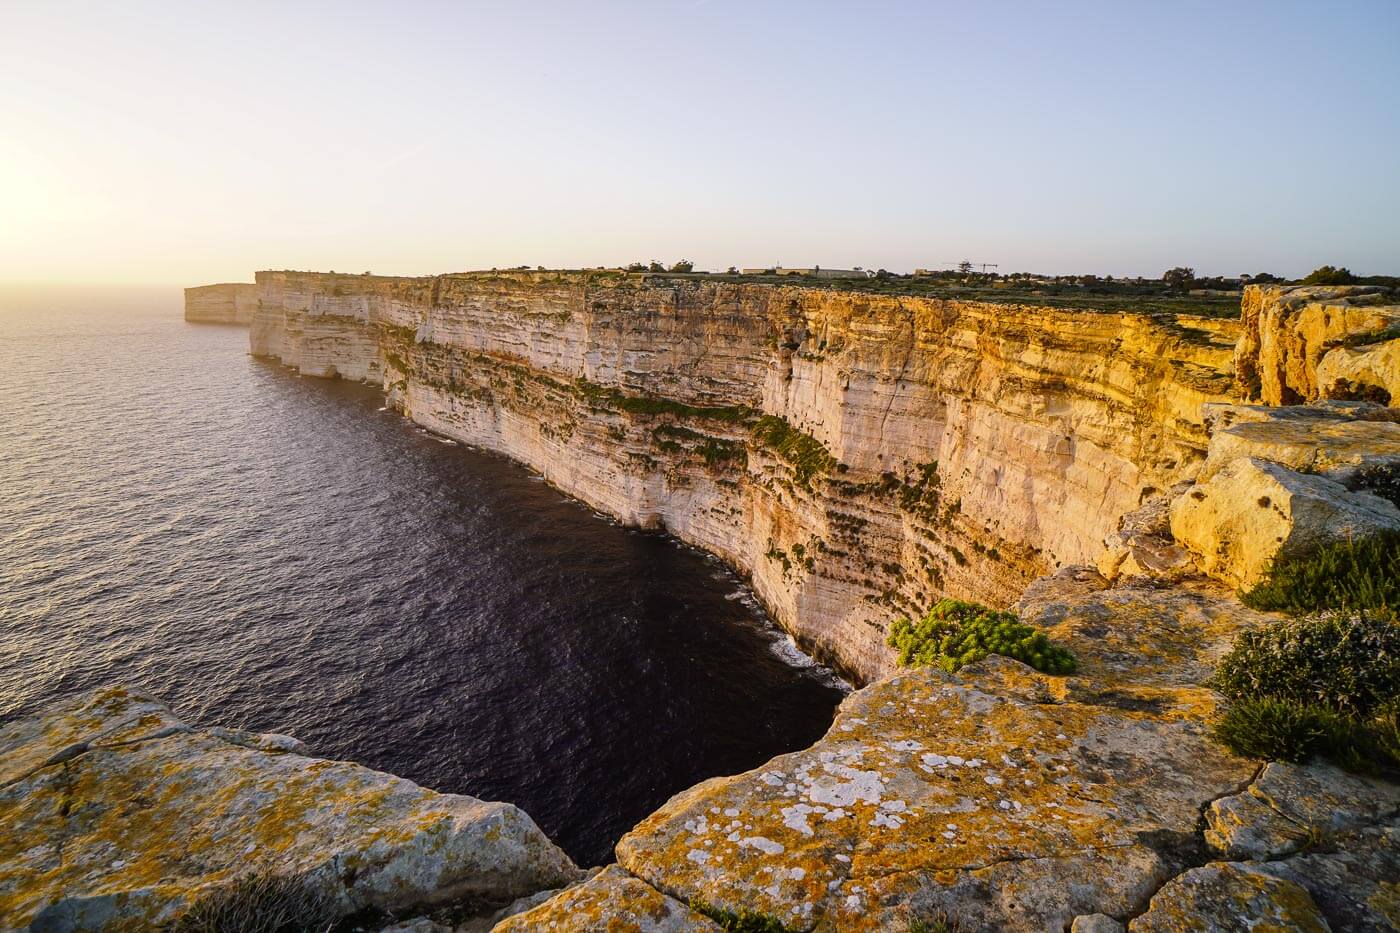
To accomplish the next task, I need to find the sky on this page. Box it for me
[2,0,1398,287]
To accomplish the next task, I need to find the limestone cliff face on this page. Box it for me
[1235,283,1400,405]
[249,270,1237,682]
[184,282,257,324]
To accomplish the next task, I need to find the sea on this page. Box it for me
[0,286,846,865]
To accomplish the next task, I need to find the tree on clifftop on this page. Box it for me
[648,260,665,272]
[1301,265,1357,285]
[670,259,694,272]
[1162,266,1196,292]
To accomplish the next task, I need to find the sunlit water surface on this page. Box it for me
[0,289,845,865]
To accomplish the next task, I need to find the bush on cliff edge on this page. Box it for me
[887,599,1076,675]
[1241,530,1400,615]
[1211,609,1400,773]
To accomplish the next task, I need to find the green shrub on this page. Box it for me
[171,872,338,933]
[1211,611,1400,773]
[1213,698,1338,763]
[1212,610,1400,719]
[1213,698,1400,773]
[1241,531,1400,615]
[887,599,1076,675]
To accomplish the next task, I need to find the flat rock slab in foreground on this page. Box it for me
[0,687,580,931]
[528,574,1397,932]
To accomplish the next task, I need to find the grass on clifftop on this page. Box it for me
[1211,609,1400,774]
[888,599,1076,675]
[1240,530,1400,615]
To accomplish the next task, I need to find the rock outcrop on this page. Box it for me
[1168,401,1400,589]
[0,687,580,931]
[1235,283,1400,406]
[184,283,257,324]
[245,270,1238,682]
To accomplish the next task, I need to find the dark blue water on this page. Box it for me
[0,288,845,866]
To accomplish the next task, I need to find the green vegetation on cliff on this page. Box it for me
[1241,530,1400,615]
[888,599,1076,675]
[573,378,755,423]
[752,416,836,487]
[1212,609,1400,773]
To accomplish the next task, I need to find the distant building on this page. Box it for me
[739,266,861,279]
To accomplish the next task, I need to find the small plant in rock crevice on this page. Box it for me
[689,899,797,932]
[887,599,1076,675]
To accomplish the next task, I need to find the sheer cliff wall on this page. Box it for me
[250,270,1239,681]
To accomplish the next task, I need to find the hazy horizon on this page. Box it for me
[4,0,1399,288]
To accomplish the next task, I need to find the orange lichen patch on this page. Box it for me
[495,865,721,932]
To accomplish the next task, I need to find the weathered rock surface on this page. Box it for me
[492,865,720,932]
[1205,760,1400,860]
[243,270,1237,681]
[183,282,257,324]
[1246,823,1400,932]
[1235,283,1400,405]
[1318,336,1400,406]
[1169,456,1400,589]
[1072,915,1126,933]
[0,686,579,931]
[1128,862,1329,932]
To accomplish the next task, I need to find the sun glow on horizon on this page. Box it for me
[3,1,1398,287]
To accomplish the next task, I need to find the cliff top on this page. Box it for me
[254,267,1249,318]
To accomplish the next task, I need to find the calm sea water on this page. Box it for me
[0,288,845,865]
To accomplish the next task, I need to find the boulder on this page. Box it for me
[1071,915,1126,933]
[0,686,580,930]
[1169,457,1400,589]
[1127,862,1329,932]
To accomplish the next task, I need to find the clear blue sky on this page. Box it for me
[3,0,1398,285]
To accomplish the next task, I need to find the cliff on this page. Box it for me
[248,269,1239,682]
[6,277,1399,931]
[184,283,257,324]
